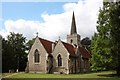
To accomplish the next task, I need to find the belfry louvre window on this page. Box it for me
[34,49,40,63]
[57,54,62,66]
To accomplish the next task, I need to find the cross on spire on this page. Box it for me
[59,36,61,40]
[36,32,38,37]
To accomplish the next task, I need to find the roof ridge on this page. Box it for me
[39,37,54,43]
[61,41,76,56]
[38,37,53,54]
[61,41,73,46]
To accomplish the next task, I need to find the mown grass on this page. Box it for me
[2,73,14,77]
[2,71,120,80]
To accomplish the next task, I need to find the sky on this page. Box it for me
[0,0,103,41]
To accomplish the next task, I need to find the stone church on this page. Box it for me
[27,12,91,74]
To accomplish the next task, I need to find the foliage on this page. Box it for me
[2,38,14,72]
[2,32,27,72]
[26,38,35,51]
[81,37,91,51]
[91,2,112,71]
[91,1,120,76]
[109,2,120,76]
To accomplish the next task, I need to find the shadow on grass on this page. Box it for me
[97,73,120,78]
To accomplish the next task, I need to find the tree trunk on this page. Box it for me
[117,57,120,76]
[117,67,120,76]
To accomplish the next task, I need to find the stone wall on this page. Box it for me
[52,40,69,74]
[28,37,48,73]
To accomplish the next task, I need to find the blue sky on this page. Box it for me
[0,0,103,40]
[2,2,66,21]
[1,2,67,30]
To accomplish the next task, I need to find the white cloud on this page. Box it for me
[0,0,103,41]
[3,19,41,40]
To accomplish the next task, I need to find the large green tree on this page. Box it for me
[91,1,120,76]
[2,32,27,72]
[91,2,112,71]
[2,38,14,72]
[109,2,120,76]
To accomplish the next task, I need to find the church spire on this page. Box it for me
[70,11,77,35]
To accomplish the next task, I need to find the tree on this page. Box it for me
[2,32,27,72]
[91,2,120,76]
[91,2,112,71]
[26,38,35,51]
[2,38,14,72]
[109,2,120,76]
[81,37,91,51]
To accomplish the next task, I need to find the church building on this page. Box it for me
[27,12,91,74]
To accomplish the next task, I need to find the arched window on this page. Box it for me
[34,49,40,63]
[70,39,73,44]
[57,54,62,66]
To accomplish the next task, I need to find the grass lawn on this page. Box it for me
[2,71,120,80]
[2,73,15,77]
